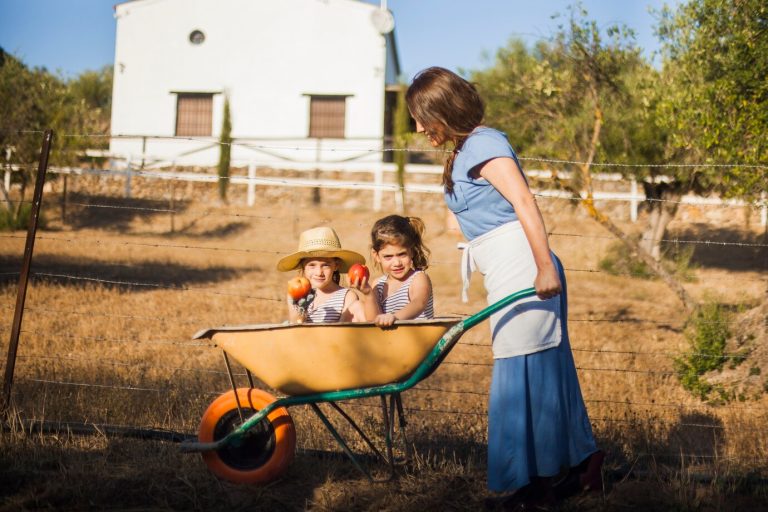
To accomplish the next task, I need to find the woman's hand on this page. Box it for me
[534,265,561,300]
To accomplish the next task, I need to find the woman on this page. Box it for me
[406,67,603,509]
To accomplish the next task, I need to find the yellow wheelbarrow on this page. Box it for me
[181,287,537,484]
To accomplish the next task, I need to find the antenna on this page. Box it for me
[370,1,394,35]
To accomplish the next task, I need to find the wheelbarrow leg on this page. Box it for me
[393,393,412,464]
[309,403,394,483]
[380,395,396,469]
[327,401,389,464]
[221,351,244,423]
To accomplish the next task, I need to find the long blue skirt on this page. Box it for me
[487,262,597,492]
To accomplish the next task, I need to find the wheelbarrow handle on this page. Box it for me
[461,287,537,331]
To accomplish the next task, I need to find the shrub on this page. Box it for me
[0,203,46,231]
[674,301,731,401]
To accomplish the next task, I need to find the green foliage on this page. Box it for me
[217,97,232,201]
[1,47,113,211]
[598,241,698,281]
[0,202,47,231]
[470,5,666,178]
[598,242,653,279]
[393,83,409,211]
[674,301,732,401]
[655,0,768,201]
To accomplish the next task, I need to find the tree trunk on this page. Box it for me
[641,182,683,261]
[571,104,696,312]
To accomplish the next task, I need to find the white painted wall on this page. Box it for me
[109,0,398,166]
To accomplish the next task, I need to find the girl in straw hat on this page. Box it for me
[278,226,369,324]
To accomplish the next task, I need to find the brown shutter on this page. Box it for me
[176,94,213,136]
[309,96,346,138]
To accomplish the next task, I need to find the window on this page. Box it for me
[175,93,213,136]
[189,30,205,45]
[308,95,347,138]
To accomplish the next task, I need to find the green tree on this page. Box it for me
[393,83,409,212]
[656,0,768,200]
[472,6,696,309]
[217,97,232,201]
[1,49,113,227]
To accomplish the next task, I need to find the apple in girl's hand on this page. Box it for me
[347,263,370,285]
[287,276,311,301]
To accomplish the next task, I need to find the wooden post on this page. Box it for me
[125,155,133,198]
[630,177,638,223]
[247,162,256,207]
[2,129,53,416]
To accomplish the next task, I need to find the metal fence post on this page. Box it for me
[1,129,54,416]
[630,177,638,222]
[125,155,132,198]
[247,162,256,207]
[374,163,383,212]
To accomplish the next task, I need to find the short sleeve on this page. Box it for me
[460,130,516,174]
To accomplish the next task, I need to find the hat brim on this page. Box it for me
[277,249,366,272]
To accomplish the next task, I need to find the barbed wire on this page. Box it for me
[13,328,214,349]
[14,130,768,171]
[2,205,765,249]
[1,325,754,365]
[28,272,283,303]
[440,359,678,376]
[1,234,764,285]
[338,401,768,433]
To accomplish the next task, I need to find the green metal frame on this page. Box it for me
[181,287,537,474]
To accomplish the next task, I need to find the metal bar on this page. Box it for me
[326,401,389,464]
[394,393,411,463]
[381,395,394,465]
[221,351,243,423]
[1,129,53,416]
[309,403,374,481]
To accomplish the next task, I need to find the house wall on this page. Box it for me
[110,0,394,166]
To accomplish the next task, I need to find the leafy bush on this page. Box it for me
[599,241,699,281]
[598,241,654,279]
[0,203,46,231]
[674,301,731,401]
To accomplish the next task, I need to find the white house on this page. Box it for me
[109,0,401,168]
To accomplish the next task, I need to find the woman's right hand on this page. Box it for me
[534,266,561,301]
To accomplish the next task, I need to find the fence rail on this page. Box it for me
[4,162,766,224]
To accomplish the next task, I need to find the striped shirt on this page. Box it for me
[374,270,434,319]
[306,288,350,323]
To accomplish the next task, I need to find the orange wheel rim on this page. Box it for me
[198,388,296,484]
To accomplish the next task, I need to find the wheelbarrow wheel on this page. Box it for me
[198,388,296,484]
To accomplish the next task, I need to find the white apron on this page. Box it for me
[459,221,561,358]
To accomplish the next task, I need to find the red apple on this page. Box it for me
[287,276,311,301]
[347,263,370,285]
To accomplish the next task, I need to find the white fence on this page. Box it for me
[3,160,767,225]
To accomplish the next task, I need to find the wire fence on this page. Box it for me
[1,133,766,477]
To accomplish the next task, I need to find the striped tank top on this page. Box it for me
[374,270,434,319]
[306,287,350,323]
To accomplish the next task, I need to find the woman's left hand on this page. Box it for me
[534,266,561,300]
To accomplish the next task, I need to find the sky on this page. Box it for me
[0,0,677,80]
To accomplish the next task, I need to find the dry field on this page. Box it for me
[1,173,767,511]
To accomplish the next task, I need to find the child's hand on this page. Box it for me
[348,275,373,297]
[374,313,396,327]
[287,291,315,323]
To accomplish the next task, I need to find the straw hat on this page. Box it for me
[277,226,365,272]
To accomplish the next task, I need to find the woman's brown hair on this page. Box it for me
[406,67,485,194]
[370,215,430,271]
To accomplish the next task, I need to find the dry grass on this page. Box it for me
[1,175,767,511]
